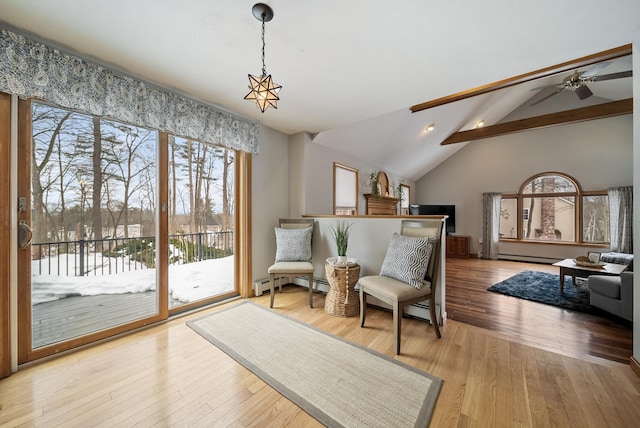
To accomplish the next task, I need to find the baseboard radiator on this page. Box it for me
[253,276,330,296]
[499,253,560,264]
[253,277,441,325]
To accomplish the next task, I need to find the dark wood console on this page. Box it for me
[446,235,471,258]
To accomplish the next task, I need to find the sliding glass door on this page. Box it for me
[19,101,162,360]
[17,100,241,362]
[167,136,237,311]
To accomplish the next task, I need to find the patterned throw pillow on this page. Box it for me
[275,227,313,262]
[380,233,433,289]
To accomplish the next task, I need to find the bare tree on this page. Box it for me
[102,122,156,238]
[91,116,103,246]
[31,104,72,243]
[221,149,234,230]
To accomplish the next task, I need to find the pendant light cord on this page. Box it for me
[261,16,267,77]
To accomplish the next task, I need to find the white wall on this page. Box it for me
[252,129,418,283]
[251,125,289,284]
[303,139,417,215]
[288,132,307,218]
[415,115,633,259]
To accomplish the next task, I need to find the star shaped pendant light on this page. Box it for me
[244,3,282,113]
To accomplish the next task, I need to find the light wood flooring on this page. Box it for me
[1,259,639,427]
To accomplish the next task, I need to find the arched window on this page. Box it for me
[499,172,609,244]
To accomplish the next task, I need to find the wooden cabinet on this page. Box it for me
[364,194,399,215]
[446,235,471,258]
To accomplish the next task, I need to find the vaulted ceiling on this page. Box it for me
[0,0,638,180]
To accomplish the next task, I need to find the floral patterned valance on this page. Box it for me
[0,29,259,154]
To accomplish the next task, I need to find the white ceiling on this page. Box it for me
[0,0,638,180]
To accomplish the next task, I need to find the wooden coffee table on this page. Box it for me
[552,258,628,292]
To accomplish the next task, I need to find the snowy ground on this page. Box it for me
[31,254,235,305]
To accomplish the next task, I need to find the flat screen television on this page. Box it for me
[409,204,455,235]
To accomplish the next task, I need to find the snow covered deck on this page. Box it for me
[30,255,235,349]
[32,291,161,349]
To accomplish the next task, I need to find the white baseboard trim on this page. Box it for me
[254,276,442,325]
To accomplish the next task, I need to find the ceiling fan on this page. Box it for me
[530,62,632,106]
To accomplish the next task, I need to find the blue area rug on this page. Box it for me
[487,270,593,313]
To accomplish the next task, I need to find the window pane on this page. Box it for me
[30,102,159,348]
[522,196,575,241]
[523,174,576,194]
[334,163,358,215]
[168,136,236,308]
[583,195,610,243]
[499,198,517,238]
[400,184,410,215]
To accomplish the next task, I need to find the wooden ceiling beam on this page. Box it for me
[410,44,632,113]
[440,98,633,146]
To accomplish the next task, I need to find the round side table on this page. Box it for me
[324,257,360,317]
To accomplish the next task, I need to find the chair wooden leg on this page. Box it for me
[393,302,401,355]
[308,274,314,308]
[269,273,276,308]
[359,289,367,327]
[430,296,441,338]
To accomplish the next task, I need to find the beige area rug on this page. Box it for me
[187,301,442,428]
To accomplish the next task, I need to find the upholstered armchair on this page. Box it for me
[358,219,444,355]
[588,272,633,321]
[267,218,315,309]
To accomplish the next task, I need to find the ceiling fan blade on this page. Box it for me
[580,62,611,78]
[529,88,564,106]
[575,84,593,100]
[592,70,633,81]
[530,83,561,92]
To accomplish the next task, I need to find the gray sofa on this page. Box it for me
[588,272,633,321]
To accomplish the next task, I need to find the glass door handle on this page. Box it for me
[18,220,32,249]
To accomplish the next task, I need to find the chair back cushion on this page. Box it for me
[401,219,443,283]
[279,218,315,230]
[275,226,313,262]
[380,233,433,289]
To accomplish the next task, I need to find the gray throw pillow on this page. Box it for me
[380,233,433,289]
[275,227,313,262]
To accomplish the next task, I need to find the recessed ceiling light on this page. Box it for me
[425,123,435,132]
[475,120,485,128]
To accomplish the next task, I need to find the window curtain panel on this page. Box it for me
[0,28,259,154]
[482,192,501,259]
[608,186,633,253]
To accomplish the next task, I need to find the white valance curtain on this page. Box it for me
[482,192,502,259]
[608,186,633,253]
[0,28,259,154]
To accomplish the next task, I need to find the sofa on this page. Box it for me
[588,272,633,321]
[600,252,633,272]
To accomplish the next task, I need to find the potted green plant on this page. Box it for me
[368,171,380,197]
[330,221,353,263]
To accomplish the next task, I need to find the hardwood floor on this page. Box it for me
[445,258,633,364]
[0,258,638,427]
